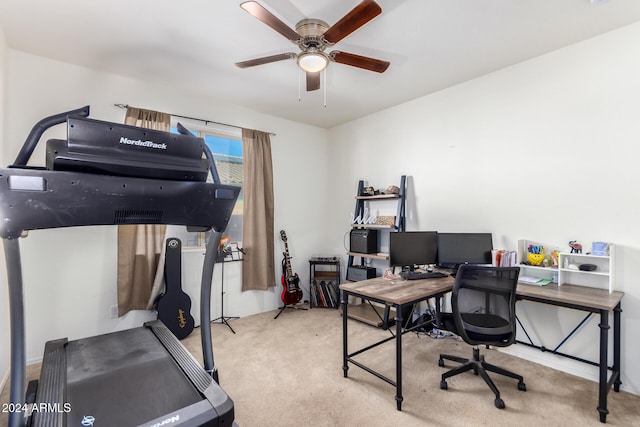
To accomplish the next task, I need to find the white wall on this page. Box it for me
[327,22,640,395]
[0,22,10,393]
[2,50,330,363]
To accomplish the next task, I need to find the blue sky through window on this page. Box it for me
[170,127,242,157]
[204,134,242,157]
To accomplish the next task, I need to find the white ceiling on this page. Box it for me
[1,0,640,128]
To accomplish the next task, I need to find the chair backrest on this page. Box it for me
[451,265,520,347]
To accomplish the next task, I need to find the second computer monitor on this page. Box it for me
[437,232,493,269]
[389,231,438,271]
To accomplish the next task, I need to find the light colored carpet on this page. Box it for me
[2,306,639,426]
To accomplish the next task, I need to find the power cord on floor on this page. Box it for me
[412,305,456,340]
[426,328,455,339]
[415,327,457,340]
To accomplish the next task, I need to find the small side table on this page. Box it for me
[309,258,341,309]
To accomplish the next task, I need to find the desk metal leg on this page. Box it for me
[342,290,349,378]
[597,309,610,423]
[514,294,623,424]
[613,303,622,393]
[395,304,403,411]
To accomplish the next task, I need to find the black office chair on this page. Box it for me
[438,265,526,409]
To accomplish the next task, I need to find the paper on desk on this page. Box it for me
[519,276,551,286]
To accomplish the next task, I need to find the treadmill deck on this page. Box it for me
[34,323,232,427]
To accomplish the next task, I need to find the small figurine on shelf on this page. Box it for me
[569,240,582,254]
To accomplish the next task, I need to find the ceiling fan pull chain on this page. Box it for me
[323,70,327,107]
[298,67,302,102]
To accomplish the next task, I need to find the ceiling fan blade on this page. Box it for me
[235,52,296,68]
[306,72,320,91]
[331,51,389,73]
[323,0,382,44]
[240,1,300,42]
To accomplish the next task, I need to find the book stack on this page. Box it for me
[311,280,338,308]
[492,249,517,267]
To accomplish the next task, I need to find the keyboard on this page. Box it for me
[399,271,448,280]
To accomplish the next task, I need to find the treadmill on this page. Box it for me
[1,107,240,427]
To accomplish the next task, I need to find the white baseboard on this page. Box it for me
[500,344,639,396]
[26,357,43,366]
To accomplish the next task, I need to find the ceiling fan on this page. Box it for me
[235,0,390,91]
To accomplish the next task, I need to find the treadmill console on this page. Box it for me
[46,116,211,182]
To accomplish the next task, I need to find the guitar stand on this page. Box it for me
[274,303,307,319]
[212,257,239,334]
[213,314,238,334]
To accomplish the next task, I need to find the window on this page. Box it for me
[169,120,243,248]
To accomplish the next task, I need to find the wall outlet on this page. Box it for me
[110,305,118,319]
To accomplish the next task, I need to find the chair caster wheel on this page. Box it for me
[438,359,444,367]
[518,382,527,391]
[440,380,448,390]
[494,398,505,409]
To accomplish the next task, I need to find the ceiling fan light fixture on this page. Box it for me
[298,52,329,73]
[237,1,388,93]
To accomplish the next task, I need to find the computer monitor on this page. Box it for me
[389,231,438,271]
[437,232,493,269]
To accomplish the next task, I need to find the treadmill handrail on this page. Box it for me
[12,105,90,167]
[176,122,222,185]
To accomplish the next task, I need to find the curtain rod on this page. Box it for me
[113,104,275,136]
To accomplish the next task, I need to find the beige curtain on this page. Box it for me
[241,128,276,291]
[117,107,170,316]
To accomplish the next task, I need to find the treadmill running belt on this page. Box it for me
[64,327,202,426]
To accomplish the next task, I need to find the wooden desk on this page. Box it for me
[341,277,624,423]
[340,275,454,410]
[516,282,623,423]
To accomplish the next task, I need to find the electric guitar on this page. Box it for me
[280,230,303,305]
[156,237,195,339]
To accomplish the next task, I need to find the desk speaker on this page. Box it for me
[347,266,376,281]
[350,229,378,254]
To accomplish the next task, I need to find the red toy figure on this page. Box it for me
[569,240,582,253]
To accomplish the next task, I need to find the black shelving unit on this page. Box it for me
[344,176,407,328]
[346,175,406,279]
